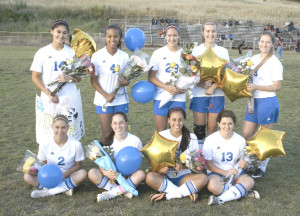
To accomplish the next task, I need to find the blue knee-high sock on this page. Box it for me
[126,177,136,189]
[218,183,247,203]
[96,176,116,190]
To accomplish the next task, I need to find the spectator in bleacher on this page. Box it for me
[276,36,283,61]
[296,40,300,53]
[229,20,233,27]
[275,27,280,34]
[228,34,233,41]
[288,21,296,32]
[148,24,186,132]
[190,21,230,147]
[238,41,245,54]
[152,18,155,25]
[243,31,283,179]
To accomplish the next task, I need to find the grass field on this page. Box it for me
[0,46,299,216]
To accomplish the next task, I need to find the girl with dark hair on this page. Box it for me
[243,31,283,178]
[88,112,145,202]
[91,24,130,137]
[31,20,84,144]
[190,21,230,145]
[26,114,87,198]
[146,107,208,203]
[148,24,186,132]
[203,110,259,205]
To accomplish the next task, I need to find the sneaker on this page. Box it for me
[149,193,166,203]
[252,169,265,179]
[123,192,133,199]
[247,190,260,199]
[65,189,74,196]
[207,195,224,206]
[97,191,117,202]
[189,193,198,202]
[31,189,49,198]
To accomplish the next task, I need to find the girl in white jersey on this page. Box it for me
[190,22,229,145]
[148,24,186,132]
[31,20,84,144]
[91,25,130,138]
[146,108,208,203]
[88,112,145,202]
[24,115,87,198]
[242,32,283,179]
[203,110,259,205]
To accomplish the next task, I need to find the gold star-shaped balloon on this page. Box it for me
[198,46,227,83]
[219,68,252,102]
[246,126,286,161]
[140,131,179,172]
[71,28,96,58]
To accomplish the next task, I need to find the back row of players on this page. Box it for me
[28,20,283,203]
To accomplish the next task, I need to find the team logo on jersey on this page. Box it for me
[50,152,54,155]
[163,57,166,60]
[48,56,52,58]
[102,60,106,63]
[217,146,220,150]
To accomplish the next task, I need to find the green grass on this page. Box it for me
[0,46,299,215]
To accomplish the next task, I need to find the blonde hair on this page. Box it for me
[53,114,69,124]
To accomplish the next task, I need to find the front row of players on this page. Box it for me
[24,109,259,205]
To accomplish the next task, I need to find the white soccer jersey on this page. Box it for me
[203,131,245,172]
[111,132,142,159]
[159,129,199,178]
[250,54,283,98]
[149,45,186,102]
[38,135,85,173]
[91,47,129,106]
[30,44,77,97]
[191,44,229,97]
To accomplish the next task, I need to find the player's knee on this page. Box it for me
[194,123,206,140]
[135,170,146,181]
[88,168,99,180]
[145,172,156,185]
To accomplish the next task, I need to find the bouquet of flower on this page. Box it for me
[177,149,206,174]
[49,54,95,96]
[224,146,259,187]
[101,48,151,111]
[85,140,138,196]
[159,44,201,108]
[17,150,44,175]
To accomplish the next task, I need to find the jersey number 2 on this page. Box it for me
[58,156,65,166]
[221,152,233,162]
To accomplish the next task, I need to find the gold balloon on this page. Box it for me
[246,126,286,161]
[140,131,179,172]
[198,46,227,83]
[71,28,96,58]
[219,68,252,102]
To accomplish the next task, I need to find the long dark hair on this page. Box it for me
[105,24,123,49]
[216,110,236,124]
[167,107,190,153]
[100,112,128,146]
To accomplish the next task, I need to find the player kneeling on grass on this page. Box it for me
[203,110,260,205]
[88,112,145,202]
[146,107,208,203]
[24,114,87,198]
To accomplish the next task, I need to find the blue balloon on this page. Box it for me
[115,146,142,176]
[38,164,63,189]
[131,80,156,103]
[124,28,145,51]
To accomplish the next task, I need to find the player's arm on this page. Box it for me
[148,69,180,95]
[62,161,82,179]
[99,166,118,180]
[32,71,59,103]
[206,160,238,176]
[91,74,114,102]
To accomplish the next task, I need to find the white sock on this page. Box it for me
[158,178,178,193]
[109,185,126,197]
[259,158,270,172]
[97,176,117,190]
[47,178,77,196]
[218,183,247,203]
[166,180,198,200]
[218,183,231,196]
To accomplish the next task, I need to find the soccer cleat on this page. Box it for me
[123,192,133,199]
[149,193,166,203]
[97,191,117,202]
[65,189,74,196]
[189,193,198,202]
[252,169,265,179]
[207,195,224,206]
[246,190,260,199]
[31,189,49,198]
